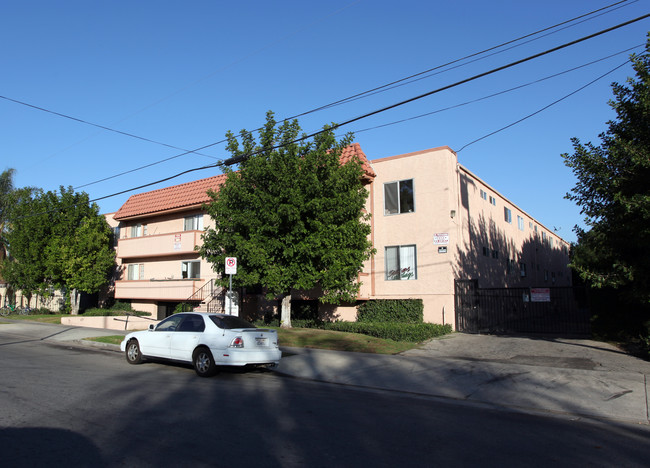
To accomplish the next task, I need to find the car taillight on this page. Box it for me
[229,336,244,348]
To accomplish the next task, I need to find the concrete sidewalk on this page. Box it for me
[277,342,650,424]
[3,320,649,424]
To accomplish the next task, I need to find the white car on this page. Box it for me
[120,312,281,377]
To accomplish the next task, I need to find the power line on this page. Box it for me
[457,59,637,152]
[350,44,644,136]
[331,13,650,131]
[0,95,218,161]
[72,0,636,190]
[298,0,638,113]
[90,13,650,203]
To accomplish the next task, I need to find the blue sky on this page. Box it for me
[2,1,649,243]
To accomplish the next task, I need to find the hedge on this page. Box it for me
[356,299,423,323]
[323,321,452,342]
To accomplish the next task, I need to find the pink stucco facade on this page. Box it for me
[352,146,571,326]
[109,144,571,326]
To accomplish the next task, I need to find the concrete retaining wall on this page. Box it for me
[61,315,160,331]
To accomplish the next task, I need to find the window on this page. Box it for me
[491,249,499,259]
[542,231,547,244]
[482,246,489,257]
[127,264,144,280]
[517,216,524,231]
[519,263,527,277]
[130,223,143,238]
[385,245,417,280]
[384,179,414,215]
[480,189,487,200]
[550,237,554,248]
[112,226,120,247]
[181,261,201,279]
[184,214,204,231]
[489,196,496,206]
[504,207,512,224]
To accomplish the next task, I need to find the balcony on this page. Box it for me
[118,231,203,259]
[115,279,204,301]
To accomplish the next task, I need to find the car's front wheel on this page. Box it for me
[125,339,143,365]
[193,347,217,377]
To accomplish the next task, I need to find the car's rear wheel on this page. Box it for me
[193,347,217,377]
[125,339,143,364]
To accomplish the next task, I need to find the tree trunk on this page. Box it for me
[280,294,291,328]
[70,289,81,315]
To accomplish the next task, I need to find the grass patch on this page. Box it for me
[1,314,69,324]
[84,335,124,345]
[275,327,419,354]
[9,315,426,354]
[83,328,420,354]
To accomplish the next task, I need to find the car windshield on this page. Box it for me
[209,315,256,330]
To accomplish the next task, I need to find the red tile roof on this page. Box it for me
[114,174,227,220]
[340,142,376,181]
[114,143,374,220]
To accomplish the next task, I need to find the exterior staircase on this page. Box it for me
[186,279,225,313]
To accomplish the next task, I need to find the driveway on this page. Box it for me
[403,333,650,374]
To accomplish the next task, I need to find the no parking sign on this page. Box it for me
[225,257,237,275]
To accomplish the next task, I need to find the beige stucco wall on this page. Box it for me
[368,147,459,325]
[364,146,572,327]
[62,315,160,331]
[113,210,217,317]
[457,165,571,289]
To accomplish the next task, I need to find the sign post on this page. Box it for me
[225,257,237,315]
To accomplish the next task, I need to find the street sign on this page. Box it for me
[225,257,237,275]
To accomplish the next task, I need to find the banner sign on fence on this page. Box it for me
[530,288,551,302]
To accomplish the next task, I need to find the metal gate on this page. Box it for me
[454,280,591,336]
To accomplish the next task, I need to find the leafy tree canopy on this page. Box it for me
[1,185,115,311]
[198,112,374,325]
[562,38,650,302]
[0,168,16,261]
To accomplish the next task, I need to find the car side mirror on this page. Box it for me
[149,324,155,331]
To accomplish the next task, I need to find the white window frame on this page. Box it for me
[385,245,417,281]
[517,216,524,231]
[130,223,142,238]
[184,214,204,231]
[181,260,201,279]
[127,264,144,280]
[384,179,415,215]
[504,207,512,224]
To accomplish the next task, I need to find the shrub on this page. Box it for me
[324,321,451,342]
[357,299,423,323]
[174,303,195,314]
[82,308,150,317]
[110,301,135,311]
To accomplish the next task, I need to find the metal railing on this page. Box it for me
[113,313,158,330]
[187,279,217,303]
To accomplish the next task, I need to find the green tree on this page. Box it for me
[1,186,115,313]
[0,168,16,262]
[562,39,650,303]
[198,112,374,327]
[1,187,48,304]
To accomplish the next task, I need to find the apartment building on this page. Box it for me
[352,146,571,326]
[110,144,571,325]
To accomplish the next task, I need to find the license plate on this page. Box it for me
[255,337,268,346]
